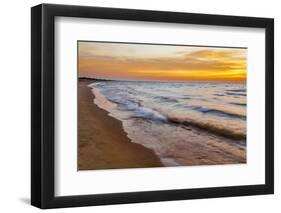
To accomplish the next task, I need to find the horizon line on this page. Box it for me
[77,40,248,49]
[78,76,246,83]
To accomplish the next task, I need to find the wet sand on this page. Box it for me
[78,79,163,170]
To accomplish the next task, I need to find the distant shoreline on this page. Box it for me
[78,79,163,170]
[78,77,246,84]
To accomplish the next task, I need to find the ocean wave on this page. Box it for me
[100,97,245,140]
[153,96,178,103]
[226,89,246,92]
[92,87,167,122]
[134,109,246,140]
[127,105,246,140]
[207,109,246,120]
[229,102,247,106]
[225,91,246,96]
[131,107,167,122]
[190,106,246,120]
[214,93,225,97]
[180,96,191,99]
[167,116,246,140]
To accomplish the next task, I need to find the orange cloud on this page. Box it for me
[78,42,247,81]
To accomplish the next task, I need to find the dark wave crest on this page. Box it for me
[225,91,246,96]
[191,106,246,120]
[229,102,247,106]
[153,96,178,103]
[167,117,246,140]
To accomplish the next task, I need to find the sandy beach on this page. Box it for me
[78,79,163,170]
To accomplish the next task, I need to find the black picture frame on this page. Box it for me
[31,3,274,209]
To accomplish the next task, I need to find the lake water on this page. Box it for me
[89,81,246,166]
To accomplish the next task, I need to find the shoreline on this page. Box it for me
[78,79,163,170]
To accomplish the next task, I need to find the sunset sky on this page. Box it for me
[78,41,247,81]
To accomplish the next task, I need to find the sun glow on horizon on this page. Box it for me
[78,41,247,82]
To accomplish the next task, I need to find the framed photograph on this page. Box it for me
[31,3,274,209]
